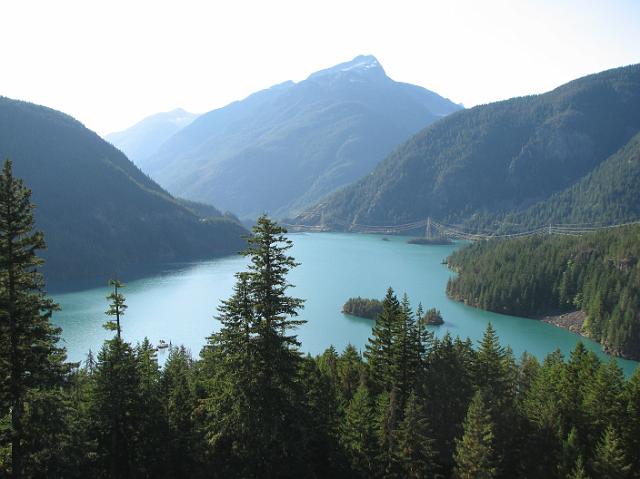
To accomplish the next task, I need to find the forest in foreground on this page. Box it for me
[447,226,640,361]
[1,161,640,479]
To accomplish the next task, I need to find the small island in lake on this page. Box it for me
[342,297,383,319]
[419,307,444,325]
[408,219,452,245]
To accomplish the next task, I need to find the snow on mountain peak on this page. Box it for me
[308,55,386,80]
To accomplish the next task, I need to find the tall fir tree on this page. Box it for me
[474,323,518,477]
[376,389,401,479]
[414,302,433,375]
[520,350,568,478]
[91,337,141,478]
[104,280,126,339]
[201,216,307,478]
[134,338,168,476]
[567,456,589,479]
[453,390,498,479]
[394,392,440,479]
[365,287,400,393]
[424,334,475,475]
[0,159,67,478]
[557,427,582,479]
[591,426,631,479]
[199,270,261,475]
[90,280,143,479]
[341,382,378,479]
[393,294,422,406]
[162,346,199,476]
[299,355,346,477]
[582,360,625,448]
[337,344,363,405]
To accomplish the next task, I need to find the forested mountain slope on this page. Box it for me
[296,64,640,228]
[0,97,246,280]
[489,131,640,229]
[141,55,462,218]
[447,225,640,359]
[105,108,198,165]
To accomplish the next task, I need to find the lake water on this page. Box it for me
[52,232,639,376]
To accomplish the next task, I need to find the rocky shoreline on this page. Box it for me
[539,310,587,337]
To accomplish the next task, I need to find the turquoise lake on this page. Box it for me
[52,232,639,376]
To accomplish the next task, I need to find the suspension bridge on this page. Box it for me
[282,217,640,241]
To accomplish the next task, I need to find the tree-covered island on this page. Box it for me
[342,297,384,319]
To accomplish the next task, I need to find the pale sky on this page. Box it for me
[1,0,639,136]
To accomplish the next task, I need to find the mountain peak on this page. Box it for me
[308,54,386,80]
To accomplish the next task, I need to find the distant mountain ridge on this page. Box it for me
[139,55,462,219]
[0,97,245,281]
[295,63,640,229]
[106,108,199,165]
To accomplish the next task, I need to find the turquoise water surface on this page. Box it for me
[52,233,639,376]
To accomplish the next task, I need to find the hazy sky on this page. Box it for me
[1,0,639,135]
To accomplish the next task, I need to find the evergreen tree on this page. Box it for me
[395,392,440,479]
[337,344,363,405]
[591,426,631,479]
[199,270,261,475]
[393,294,422,405]
[567,456,589,479]
[365,287,400,392]
[582,360,624,448]
[559,342,599,445]
[299,355,346,477]
[424,334,475,475]
[520,350,568,478]
[558,428,582,479]
[317,345,340,386]
[90,280,143,478]
[104,280,126,339]
[475,324,510,399]
[474,323,518,477]
[135,338,168,476]
[0,159,67,478]
[91,338,141,478]
[415,302,435,363]
[58,364,100,478]
[516,352,540,398]
[85,349,96,374]
[341,383,378,478]
[453,390,498,479]
[201,216,307,477]
[162,346,199,476]
[376,389,401,478]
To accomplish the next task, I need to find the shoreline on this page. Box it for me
[538,310,588,337]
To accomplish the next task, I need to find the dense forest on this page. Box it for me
[295,63,640,229]
[0,97,246,281]
[447,225,640,360]
[2,163,640,479]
